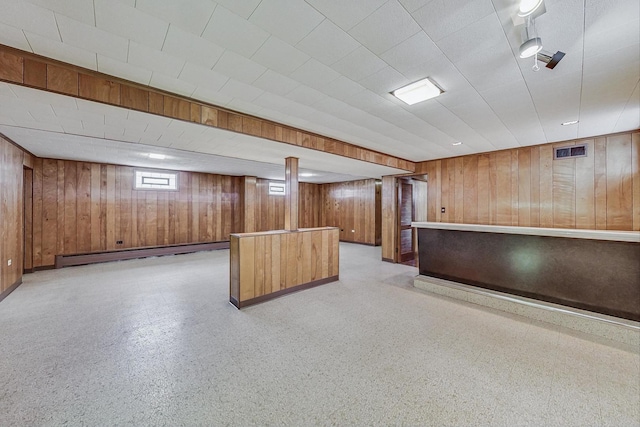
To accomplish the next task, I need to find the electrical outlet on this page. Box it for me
[441,207,446,213]
[116,240,123,245]
[7,259,11,266]
[351,229,355,232]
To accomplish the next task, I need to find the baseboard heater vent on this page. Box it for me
[554,143,587,159]
[54,241,230,269]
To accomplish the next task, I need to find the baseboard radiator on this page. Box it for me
[54,241,230,269]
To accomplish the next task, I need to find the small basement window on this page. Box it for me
[268,182,285,196]
[134,170,178,190]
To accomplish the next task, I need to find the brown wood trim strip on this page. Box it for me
[230,275,339,309]
[0,278,23,303]
[55,241,230,268]
[0,44,414,172]
[381,257,395,263]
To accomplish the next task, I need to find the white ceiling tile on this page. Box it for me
[201,5,269,58]
[162,26,225,69]
[289,59,341,90]
[348,1,421,55]
[296,19,360,66]
[76,99,129,120]
[135,0,216,36]
[398,0,433,13]
[413,0,494,42]
[252,70,301,96]
[149,72,197,97]
[285,85,327,106]
[249,0,324,45]
[251,37,310,75]
[359,66,409,94]
[320,76,366,101]
[344,90,387,112]
[331,46,387,81]
[25,0,95,25]
[25,31,97,70]
[56,14,129,63]
[436,14,522,92]
[128,41,185,78]
[212,0,261,19]
[179,62,229,92]
[9,84,77,110]
[613,81,640,132]
[105,115,147,132]
[0,0,60,40]
[585,0,639,34]
[52,104,105,125]
[94,0,168,50]
[97,54,152,86]
[219,79,265,102]
[0,22,32,51]
[379,31,440,74]
[213,50,267,84]
[304,0,388,32]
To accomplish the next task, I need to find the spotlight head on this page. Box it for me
[519,37,543,58]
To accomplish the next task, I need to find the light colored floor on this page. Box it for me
[0,243,638,426]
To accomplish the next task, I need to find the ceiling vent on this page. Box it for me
[554,144,587,160]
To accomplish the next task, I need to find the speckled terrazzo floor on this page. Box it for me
[0,243,638,426]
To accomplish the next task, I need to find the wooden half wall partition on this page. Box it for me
[230,227,339,308]
[0,45,414,173]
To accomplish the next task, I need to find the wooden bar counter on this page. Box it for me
[412,222,640,321]
[230,227,339,308]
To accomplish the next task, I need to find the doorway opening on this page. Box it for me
[396,175,427,266]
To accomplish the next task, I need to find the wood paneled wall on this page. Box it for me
[0,45,414,172]
[320,179,381,245]
[0,135,24,294]
[414,131,640,231]
[31,158,243,268]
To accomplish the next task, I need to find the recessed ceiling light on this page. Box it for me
[391,77,443,105]
[148,153,166,159]
[518,0,544,17]
[561,120,579,126]
[452,142,463,146]
[299,172,314,177]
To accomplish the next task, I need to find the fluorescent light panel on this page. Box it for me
[148,153,166,159]
[392,77,442,105]
[561,120,579,126]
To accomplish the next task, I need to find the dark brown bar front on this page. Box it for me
[418,228,640,321]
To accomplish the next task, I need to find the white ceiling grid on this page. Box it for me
[0,0,636,179]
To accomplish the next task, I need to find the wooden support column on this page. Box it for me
[285,157,299,231]
[242,176,257,233]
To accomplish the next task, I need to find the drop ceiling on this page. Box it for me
[0,0,638,179]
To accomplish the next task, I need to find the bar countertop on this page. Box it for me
[411,222,640,243]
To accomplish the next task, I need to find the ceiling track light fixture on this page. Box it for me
[515,0,565,71]
[519,16,542,59]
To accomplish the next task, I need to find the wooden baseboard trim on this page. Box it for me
[231,275,339,309]
[55,241,230,269]
[0,278,23,303]
[382,257,395,263]
[33,265,55,272]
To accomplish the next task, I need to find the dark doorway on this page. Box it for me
[397,179,414,264]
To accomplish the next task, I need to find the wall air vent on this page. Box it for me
[554,144,587,160]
